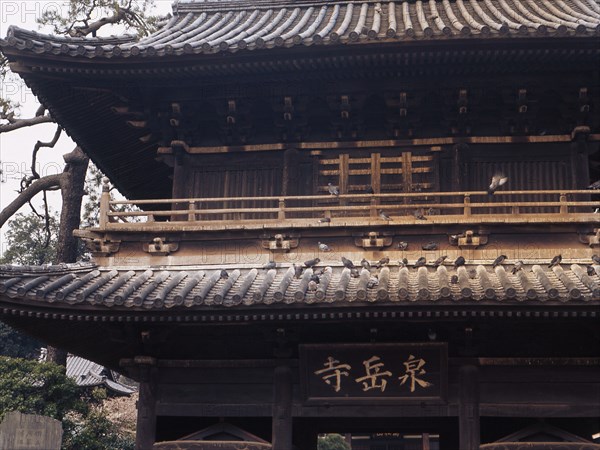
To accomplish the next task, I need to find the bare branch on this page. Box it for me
[0,174,64,228]
[0,115,54,133]
[29,126,63,180]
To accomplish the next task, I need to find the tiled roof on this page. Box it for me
[1,260,599,310]
[66,354,136,395]
[2,0,599,59]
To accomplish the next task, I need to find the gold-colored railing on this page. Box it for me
[97,189,599,230]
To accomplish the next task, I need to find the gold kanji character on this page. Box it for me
[398,354,433,392]
[314,356,351,392]
[355,355,392,392]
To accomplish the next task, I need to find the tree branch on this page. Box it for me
[0,115,54,133]
[0,174,64,228]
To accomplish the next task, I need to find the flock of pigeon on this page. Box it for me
[324,173,600,220]
[254,253,600,294]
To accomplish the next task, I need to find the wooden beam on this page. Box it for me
[272,365,293,450]
[458,365,480,450]
[156,134,600,155]
[135,363,157,450]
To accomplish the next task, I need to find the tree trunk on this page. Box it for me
[47,147,89,366]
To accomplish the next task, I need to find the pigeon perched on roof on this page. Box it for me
[488,173,508,194]
[310,273,320,284]
[304,257,321,268]
[263,261,277,270]
[367,275,379,289]
[361,258,371,270]
[379,210,392,221]
[327,183,340,196]
[432,255,447,268]
[318,217,331,223]
[293,264,303,279]
[376,257,390,268]
[341,257,354,269]
[511,261,524,274]
[451,275,459,284]
[366,185,375,194]
[592,254,600,265]
[492,255,507,268]
[397,241,409,251]
[587,265,596,276]
[548,254,562,268]
[220,270,229,279]
[454,256,466,268]
[414,257,426,268]
[422,242,438,251]
[350,267,360,278]
[318,242,332,252]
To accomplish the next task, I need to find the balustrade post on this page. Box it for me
[463,194,471,216]
[370,197,378,218]
[278,198,286,220]
[559,194,568,215]
[99,177,110,229]
[188,201,197,222]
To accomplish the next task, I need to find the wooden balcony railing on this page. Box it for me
[96,189,599,231]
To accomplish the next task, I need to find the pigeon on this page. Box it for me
[376,257,390,268]
[293,264,303,279]
[350,267,360,278]
[314,267,326,276]
[401,257,409,266]
[449,234,459,245]
[488,173,508,194]
[304,257,321,268]
[432,255,447,267]
[379,210,392,221]
[220,270,229,279]
[341,257,354,269]
[361,258,371,270]
[548,254,562,268]
[318,217,331,223]
[587,265,596,276]
[588,180,600,189]
[422,241,438,251]
[454,256,466,268]
[308,280,318,292]
[468,268,477,279]
[263,261,277,270]
[492,255,507,268]
[414,256,426,268]
[397,241,409,251]
[414,208,427,220]
[592,254,600,265]
[318,242,332,252]
[367,275,379,289]
[511,261,524,274]
[451,275,459,284]
[327,183,340,196]
[366,185,375,194]
[398,259,406,268]
[310,273,320,284]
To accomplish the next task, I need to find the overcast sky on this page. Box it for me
[0,1,174,257]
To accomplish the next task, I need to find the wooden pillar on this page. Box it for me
[272,365,293,450]
[135,359,157,450]
[458,364,480,450]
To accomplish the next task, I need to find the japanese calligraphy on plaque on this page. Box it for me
[300,343,447,403]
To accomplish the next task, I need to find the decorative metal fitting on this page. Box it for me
[143,237,179,256]
[261,234,299,252]
[354,231,393,249]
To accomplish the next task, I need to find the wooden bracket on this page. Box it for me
[578,229,600,248]
[143,237,179,256]
[261,234,299,252]
[455,230,489,249]
[354,231,393,249]
[86,237,121,256]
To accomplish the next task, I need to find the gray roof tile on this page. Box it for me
[1,261,599,309]
[2,0,599,59]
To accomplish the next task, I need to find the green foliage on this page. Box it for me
[0,322,42,359]
[0,357,85,422]
[38,0,163,37]
[62,409,135,450]
[0,212,59,266]
[318,434,351,450]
